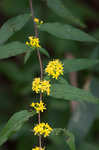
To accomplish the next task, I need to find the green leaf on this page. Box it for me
[63,59,99,73]
[66,131,76,150]
[24,50,32,64]
[40,23,98,42]
[23,47,50,63]
[51,128,75,150]
[0,42,31,59]
[50,78,99,103]
[0,110,35,146]
[47,0,85,27]
[39,47,50,57]
[0,13,30,44]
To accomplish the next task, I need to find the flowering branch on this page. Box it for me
[28,2,63,150]
[29,0,43,149]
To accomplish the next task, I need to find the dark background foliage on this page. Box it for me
[0,0,99,150]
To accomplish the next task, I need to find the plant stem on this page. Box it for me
[29,0,43,149]
[29,0,43,80]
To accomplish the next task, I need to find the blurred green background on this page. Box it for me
[1,0,99,150]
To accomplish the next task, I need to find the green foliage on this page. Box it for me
[0,110,35,146]
[51,128,75,150]
[47,0,85,27]
[0,1,99,150]
[0,42,30,59]
[40,23,98,42]
[51,78,99,103]
[24,47,49,63]
[63,59,99,73]
[0,14,30,45]
[24,50,32,64]
[39,47,50,57]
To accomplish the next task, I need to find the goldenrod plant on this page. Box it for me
[0,0,99,150]
[26,16,64,148]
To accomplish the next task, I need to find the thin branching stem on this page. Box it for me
[29,0,43,149]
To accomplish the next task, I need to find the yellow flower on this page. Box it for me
[32,78,41,93]
[34,18,39,24]
[40,20,43,24]
[32,146,44,150]
[33,123,53,137]
[34,17,44,25]
[30,100,46,113]
[40,80,51,95]
[45,59,64,79]
[32,78,51,95]
[26,36,41,48]
[30,102,35,107]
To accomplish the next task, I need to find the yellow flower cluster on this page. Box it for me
[32,78,51,95]
[30,100,46,113]
[33,123,53,137]
[26,36,41,48]
[45,59,64,79]
[32,78,41,93]
[34,17,43,25]
[32,147,44,150]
